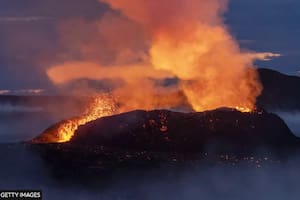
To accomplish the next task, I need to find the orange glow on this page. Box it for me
[37,0,281,143]
[36,94,116,143]
[58,95,116,142]
[43,0,277,114]
[150,24,262,112]
[235,106,252,113]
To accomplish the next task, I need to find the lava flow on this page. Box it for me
[32,95,116,143]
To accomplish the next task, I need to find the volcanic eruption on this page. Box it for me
[34,0,280,143]
[32,95,116,143]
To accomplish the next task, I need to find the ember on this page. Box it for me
[32,94,116,143]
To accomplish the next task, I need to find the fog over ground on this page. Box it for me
[1,144,300,200]
[1,104,300,199]
[0,102,80,142]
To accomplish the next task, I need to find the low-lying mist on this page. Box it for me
[0,104,44,113]
[1,145,300,200]
[1,101,300,199]
[0,101,84,143]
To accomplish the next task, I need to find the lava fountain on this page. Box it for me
[32,94,116,143]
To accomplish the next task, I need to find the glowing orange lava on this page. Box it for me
[57,95,116,142]
[33,94,116,143]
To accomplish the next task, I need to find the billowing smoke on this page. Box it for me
[47,0,279,112]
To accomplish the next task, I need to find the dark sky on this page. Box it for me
[0,0,299,90]
[227,0,300,75]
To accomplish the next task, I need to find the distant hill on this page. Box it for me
[257,68,300,111]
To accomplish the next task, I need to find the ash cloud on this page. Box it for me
[0,0,299,89]
[46,0,280,112]
[0,0,108,90]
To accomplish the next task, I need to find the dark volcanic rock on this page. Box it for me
[28,109,300,180]
[70,109,299,152]
[257,68,300,111]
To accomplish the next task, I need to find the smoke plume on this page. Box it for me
[47,0,279,112]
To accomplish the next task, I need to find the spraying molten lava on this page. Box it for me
[33,95,116,143]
